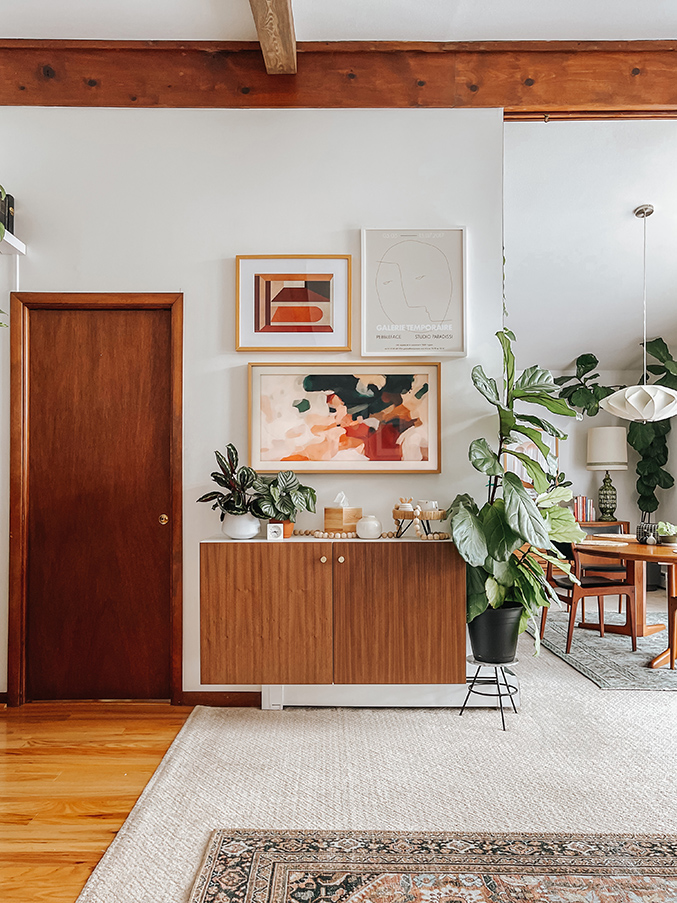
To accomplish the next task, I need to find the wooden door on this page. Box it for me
[333,541,466,684]
[200,541,333,684]
[9,294,183,704]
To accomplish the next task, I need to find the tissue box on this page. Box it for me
[324,507,362,532]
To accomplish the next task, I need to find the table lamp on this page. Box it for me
[586,426,628,521]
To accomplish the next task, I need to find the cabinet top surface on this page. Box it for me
[200,535,452,545]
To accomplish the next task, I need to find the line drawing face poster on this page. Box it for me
[361,229,466,356]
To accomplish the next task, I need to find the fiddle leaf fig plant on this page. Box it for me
[250,470,317,523]
[450,329,584,643]
[196,444,257,518]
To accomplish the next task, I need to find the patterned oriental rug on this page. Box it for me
[526,611,677,690]
[190,830,677,903]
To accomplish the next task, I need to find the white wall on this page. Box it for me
[504,120,677,529]
[0,107,504,693]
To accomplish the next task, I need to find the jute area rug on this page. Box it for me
[527,611,677,690]
[190,829,677,903]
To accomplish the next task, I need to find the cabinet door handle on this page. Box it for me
[337,556,345,563]
[320,556,327,563]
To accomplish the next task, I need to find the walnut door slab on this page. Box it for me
[332,542,465,685]
[200,542,333,684]
[17,304,177,701]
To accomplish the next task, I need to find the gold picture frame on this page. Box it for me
[249,361,441,473]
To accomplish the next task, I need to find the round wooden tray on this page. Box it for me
[392,508,446,521]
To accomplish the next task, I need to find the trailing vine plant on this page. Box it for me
[555,344,675,519]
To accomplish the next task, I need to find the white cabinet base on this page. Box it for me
[262,669,520,710]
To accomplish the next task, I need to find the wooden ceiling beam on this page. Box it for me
[248,0,297,74]
[0,40,676,118]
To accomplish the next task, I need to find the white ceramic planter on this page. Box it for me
[221,512,260,540]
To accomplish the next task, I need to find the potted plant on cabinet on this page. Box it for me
[250,470,317,537]
[196,444,261,539]
[450,328,585,662]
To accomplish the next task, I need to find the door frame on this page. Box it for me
[8,292,183,706]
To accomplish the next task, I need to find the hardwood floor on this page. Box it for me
[0,701,193,902]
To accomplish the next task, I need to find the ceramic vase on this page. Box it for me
[356,515,382,539]
[221,512,260,540]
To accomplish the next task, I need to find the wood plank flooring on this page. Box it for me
[0,702,194,902]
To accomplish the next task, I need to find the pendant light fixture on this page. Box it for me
[600,204,677,422]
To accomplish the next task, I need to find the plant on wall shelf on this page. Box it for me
[555,343,675,518]
[196,444,258,518]
[250,471,317,524]
[450,328,584,657]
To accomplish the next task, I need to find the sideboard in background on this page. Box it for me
[199,538,479,709]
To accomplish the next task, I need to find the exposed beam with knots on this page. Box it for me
[248,0,297,75]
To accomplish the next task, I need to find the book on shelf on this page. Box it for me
[573,495,596,522]
[0,193,14,234]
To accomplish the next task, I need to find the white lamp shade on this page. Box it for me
[599,385,677,422]
[586,426,628,471]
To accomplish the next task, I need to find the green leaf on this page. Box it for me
[508,425,551,460]
[252,476,272,494]
[569,386,594,408]
[467,564,488,595]
[646,364,665,375]
[196,491,222,503]
[544,505,586,542]
[0,223,4,243]
[471,365,502,406]
[224,444,239,473]
[503,450,549,493]
[215,449,235,479]
[485,575,508,609]
[276,470,300,492]
[503,472,552,550]
[639,495,659,513]
[449,493,479,519]
[487,557,520,588]
[515,391,578,417]
[498,406,517,439]
[209,471,229,488]
[591,384,614,401]
[628,421,655,452]
[515,412,567,439]
[496,330,515,394]
[480,500,523,561]
[469,438,504,475]
[258,498,278,518]
[575,353,599,379]
[237,466,256,489]
[636,458,659,475]
[300,485,317,513]
[553,375,574,387]
[451,507,489,567]
[513,366,557,395]
[645,337,673,364]
[290,489,307,511]
[467,592,489,623]
[656,469,675,490]
[535,486,573,507]
[270,484,281,504]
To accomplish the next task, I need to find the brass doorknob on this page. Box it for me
[337,556,345,563]
[320,556,327,563]
[159,514,169,525]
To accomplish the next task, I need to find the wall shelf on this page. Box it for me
[0,231,26,255]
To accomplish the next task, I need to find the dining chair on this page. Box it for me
[575,522,629,617]
[540,541,638,654]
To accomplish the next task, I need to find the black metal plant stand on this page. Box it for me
[459,656,519,731]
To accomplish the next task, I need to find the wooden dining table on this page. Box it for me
[574,535,677,669]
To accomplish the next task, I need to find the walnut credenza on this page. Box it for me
[199,538,477,709]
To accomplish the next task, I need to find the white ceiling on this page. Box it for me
[1,0,676,42]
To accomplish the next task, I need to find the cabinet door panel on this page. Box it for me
[333,542,465,684]
[200,542,333,684]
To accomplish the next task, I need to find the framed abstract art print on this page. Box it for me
[249,362,440,473]
[361,229,466,357]
[236,255,351,352]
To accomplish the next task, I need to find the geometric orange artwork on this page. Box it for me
[254,273,333,333]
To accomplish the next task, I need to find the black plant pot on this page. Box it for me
[468,603,522,664]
